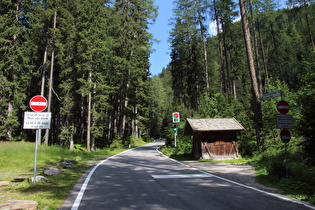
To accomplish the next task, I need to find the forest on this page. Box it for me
[1,0,314,166]
[150,0,315,168]
[1,0,157,151]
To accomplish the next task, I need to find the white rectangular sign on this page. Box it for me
[262,90,282,100]
[275,114,293,128]
[23,112,52,129]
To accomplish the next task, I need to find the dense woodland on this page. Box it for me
[1,0,314,165]
[150,0,315,166]
[1,0,157,151]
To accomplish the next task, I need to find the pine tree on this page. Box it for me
[170,0,205,111]
[239,0,264,149]
[0,0,31,140]
[105,0,157,143]
[214,0,238,94]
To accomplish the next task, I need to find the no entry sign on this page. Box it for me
[29,95,48,112]
[277,100,290,114]
[280,129,291,143]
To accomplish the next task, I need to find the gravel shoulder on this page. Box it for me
[181,160,283,194]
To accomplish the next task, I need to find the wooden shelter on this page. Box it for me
[184,118,244,160]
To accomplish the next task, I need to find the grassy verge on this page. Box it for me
[255,162,315,204]
[199,158,253,165]
[0,141,130,209]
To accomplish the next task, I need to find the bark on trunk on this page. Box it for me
[196,0,209,92]
[249,0,263,95]
[45,9,57,145]
[86,71,92,152]
[239,0,264,149]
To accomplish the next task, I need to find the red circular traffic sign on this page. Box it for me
[29,95,48,112]
[277,100,290,114]
[280,129,291,143]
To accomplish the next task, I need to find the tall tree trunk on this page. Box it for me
[213,0,226,93]
[45,9,57,145]
[249,0,263,95]
[38,45,48,144]
[233,80,237,100]
[239,0,259,98]
[222,22,231,92]
[41,46,48,96]
[86,71,92,152]
[121,95,128,138]
[259,24,270,85]
[90,82,97,152]
[239,0,264,149]
[132,106,138,137]
[7,102,13,141]
[69,122,74,150]
[196,0,210,92]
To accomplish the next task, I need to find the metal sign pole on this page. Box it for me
[33,129,39,184]
[285,142,289,177]
[174,130,177,148]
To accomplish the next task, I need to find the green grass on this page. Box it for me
[255,163,315,204]
[0,141,128,209]
[199,158,252,164]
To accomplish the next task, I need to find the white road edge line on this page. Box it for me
[155,146,315,210]
[71,140,315,210]
[71,148,137,210]
[71,140,161,210]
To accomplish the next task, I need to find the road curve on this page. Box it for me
[59,140,315,210]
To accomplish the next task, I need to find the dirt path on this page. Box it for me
[181,161,282,193]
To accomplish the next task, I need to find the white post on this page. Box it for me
[33,129,40,184]
[174,132,177,147]
[174,124,177,147]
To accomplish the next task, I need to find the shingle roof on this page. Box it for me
[184,118,244,135]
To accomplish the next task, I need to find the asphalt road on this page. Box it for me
[60,140,315,210]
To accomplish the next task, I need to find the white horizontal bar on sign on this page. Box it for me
[30,102,47,106]
[278,105,289,109]
[151,174,212,179]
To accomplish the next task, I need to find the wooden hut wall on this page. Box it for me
[201,141,238,159]
[193,131,239,159]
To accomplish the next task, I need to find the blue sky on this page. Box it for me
[148,0,174,76]
[147,0,228,76]
[148,0,287,76]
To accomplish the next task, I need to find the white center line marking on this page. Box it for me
[152,174,213,179]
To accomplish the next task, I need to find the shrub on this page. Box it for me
[257,145,287,178]
[141,132,151,142]
[129,135,146,147]
[289,162,315,194]
[110,137,124,149]
[255,138,315,204]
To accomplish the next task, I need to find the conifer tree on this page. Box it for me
[107,0,157,141]
[170,0,204,111]
[239,0,264,149]
[0,0,31,140]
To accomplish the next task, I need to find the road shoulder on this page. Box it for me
[181,160,282,193]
